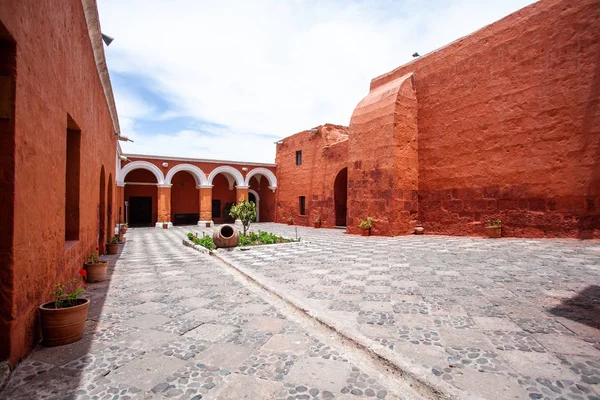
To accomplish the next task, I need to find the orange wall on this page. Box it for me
[249,176,275,222]
[212,174,237,223]
[363,0,600,238]
[171,171,199,217]
[0,0,118,366]
[275,124,349,228]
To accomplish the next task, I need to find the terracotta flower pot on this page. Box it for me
[361,228,371,236]
[121,226,127,234]
[212,224,240,248]
[117,233,124,242]
[85,261,108,283]
[485,226,501,238]
[287,221,293,225]
[163,223,168,229]
[313,222,321,228]
[39,298,89,346]
[106,243,118,255]
[206,222,211,228]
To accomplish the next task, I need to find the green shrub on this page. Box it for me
[238,230,296,247]
[187,232,216,250]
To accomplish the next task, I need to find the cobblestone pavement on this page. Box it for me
[2,226,416,400]
[213,223,600,400]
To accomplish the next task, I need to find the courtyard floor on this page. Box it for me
[2,224,600,400]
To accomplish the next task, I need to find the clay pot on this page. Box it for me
[121,226,127,234]
[39,298,89,346]
[106,243,118,255]
[361,228,371,236]
[212,224,239,248]
[486,226,501,238]
[313,222,321,228]
[414,225,424,235]
[117,233,124,242]
[85,261,107,283]
[206,222,211,228]
[163,223,168,229]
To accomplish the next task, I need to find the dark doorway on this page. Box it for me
[248,192,256,204]
[334,168,348,226]
[98,167,106,253]
[129,197,152,226]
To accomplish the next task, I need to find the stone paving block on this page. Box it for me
[129,301,170,314]
[533,334,600,356]
[210,372,284,399]
[1,367,82,399]
[451,368,529,399]
[107,352,189,391]
[29,339,107,366]
[261,334,310,354]
[501,350,580,380]
[123,313,171,329]
[181,307,222,323]
[111,329,179,352]
[437,327,495,349]
[472,316,523,331]
[193,343,255,371]
[182,322,237,342]
[233,302,272,315]
[243,315,287,333]
[285,357,354,392]
[359,301,393,313]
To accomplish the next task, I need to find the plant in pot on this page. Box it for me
[359,217,373,236]
[106,236,119,255]
[117,231,125,243]
[314,216,322,228]
[287,216,294,226]
[39,270,89,346]
[120,223,128,234]
[85,247,108,283]
[162,221,168,229]
[485,218,502,238]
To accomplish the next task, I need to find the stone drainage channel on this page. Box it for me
[184,239,472,400]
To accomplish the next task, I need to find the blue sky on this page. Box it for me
[98,0,537,163]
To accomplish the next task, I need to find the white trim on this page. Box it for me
[244,167,277,189]
[207,166,245,187]
[124,153,276,168]
[125,182,157,186]
[157,184,173,188]
[198,220,214,227]
[236,185,250,189]
[118,161,165,185]
[164,163,209,186]
[248,189,260,222]
[155,222,173,228]
[198,184,214,189]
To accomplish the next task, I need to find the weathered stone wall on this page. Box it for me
[0,0,118,366]
[351,0,600,237]
[274,124,349,228]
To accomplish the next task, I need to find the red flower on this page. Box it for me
[79,269,87,277]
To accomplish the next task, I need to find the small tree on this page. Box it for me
[229,200,257,236]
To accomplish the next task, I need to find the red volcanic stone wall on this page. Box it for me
[0,0,118,366]
[275,124,349,227]
[348,74,419,236]
[354,0,600,238]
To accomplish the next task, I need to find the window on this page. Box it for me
[299,196,306,215]
[295,150,302,165]
[212,199,221,218]
[65,115,81,241]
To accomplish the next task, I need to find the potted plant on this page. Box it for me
[206,221,211,228]
[314,216,322,228]
[485,218,502,238]
[106,236,119,255]
[120,223,128,234]
[162,221,168,229]
[39,270,89,346]
[85,247,107,283]
[117,231,125,243]
[287,216,294,226]
[359,217,373,236]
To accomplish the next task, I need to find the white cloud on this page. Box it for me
[98,0,537,163]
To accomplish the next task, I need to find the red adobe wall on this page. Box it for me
[275,124,349,228]
[348,74,419,236]
[353,0,600,238]
[0,0,118,366]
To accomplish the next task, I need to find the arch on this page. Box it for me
[118,161,165,185]
[248,189,260,222]
[207,166,245,187]
[107,173,114,243]
[165,163,208,186]
[99,166,106,253]
[244,167,277,189]
[334,167,348,227]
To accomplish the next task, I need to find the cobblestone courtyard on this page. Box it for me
[2,224,600,400]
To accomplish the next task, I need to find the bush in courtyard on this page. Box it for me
[187,232,215,250]
[229,200,256,236]
[238,230,296,246]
